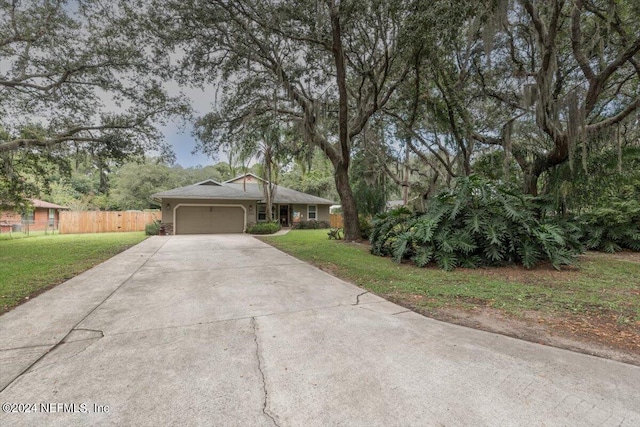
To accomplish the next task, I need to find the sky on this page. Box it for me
[161,122,213,168]
[160,84,226,168]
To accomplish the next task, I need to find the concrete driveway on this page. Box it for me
[1,235,639,426]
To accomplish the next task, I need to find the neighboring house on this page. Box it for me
[152,173,335,235]
[0,199,69,233]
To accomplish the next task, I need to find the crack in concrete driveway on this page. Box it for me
[1,234,639,426]
[251,317,280,427]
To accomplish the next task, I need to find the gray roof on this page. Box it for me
[152,179,335,205]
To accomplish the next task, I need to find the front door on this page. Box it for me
[279,205,290,227]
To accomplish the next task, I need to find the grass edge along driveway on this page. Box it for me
[0,232,147,314]
[261,229,640,358]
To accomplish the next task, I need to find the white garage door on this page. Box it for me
[176,206,244,234]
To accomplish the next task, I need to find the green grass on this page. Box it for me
[0,232,147,313]
[261,230,640,322]
[0,230,62,240]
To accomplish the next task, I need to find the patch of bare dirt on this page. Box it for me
[317,263,342,277]
[581,250,640,263]
[461,262,583,287]
[390,299,640,366]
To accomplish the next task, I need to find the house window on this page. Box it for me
[308,205,317,220]
[22,210,35,224]
[257,204,276,222]
[257,204,267,221]
[49,209,55,227]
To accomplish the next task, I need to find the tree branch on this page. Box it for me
[571,0,596,82]
[586,98,640,133]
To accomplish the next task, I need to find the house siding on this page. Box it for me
[0,207,60,232]
[290,204,329,223]
[317,205,330,222]
[0,210,21,223]
[226,175,262,184]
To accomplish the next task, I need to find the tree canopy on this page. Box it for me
[383,0,640,200]
[0,0,188,208]
[143,0,417,239]
[2,0,638,242]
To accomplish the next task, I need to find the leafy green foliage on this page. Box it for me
[279,150,338,202]
[247,222,282,234]
[42,158,236,211]
[350,150,390,217]
[359,216,373,240]
[1,1,187,206]
[544,146,640,214]
[578,200,640,252]
[145,220,161,236]
[327,228,343,240]
[370,176,583,270]
[0,147,66,211]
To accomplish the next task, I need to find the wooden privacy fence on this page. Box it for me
[330,214,344,228]
[59,211,159,234]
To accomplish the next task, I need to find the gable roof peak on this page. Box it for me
[194,179,223,186]
[224,173,267,184]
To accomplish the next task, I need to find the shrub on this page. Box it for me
[578,200,640,252]
[247,222,282,235]
[145,220,161,236]
[327,227,343,240]
[359,215,373,240]
[293,220,330,229]
[370,175,583,270]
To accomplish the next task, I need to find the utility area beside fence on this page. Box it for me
[0,211,159,235]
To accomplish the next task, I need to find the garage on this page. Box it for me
[175,205,245,234]
[152,174,336,235]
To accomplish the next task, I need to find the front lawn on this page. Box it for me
[0,232,147,313]
[261,230,640,361]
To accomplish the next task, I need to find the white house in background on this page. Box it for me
[152,173,334,234]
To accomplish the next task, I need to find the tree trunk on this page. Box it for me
[520,135,569,196]
[334,163,361,241]
[403,137,410,205]
[523,172,539,196]
[328,4,360,241]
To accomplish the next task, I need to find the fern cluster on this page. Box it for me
[370,176,583,271]
[578,200,640,252]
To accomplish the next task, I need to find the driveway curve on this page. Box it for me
[1,234,639,426]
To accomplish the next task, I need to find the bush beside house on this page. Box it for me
[247,222,282,234]
[145,220,161,235]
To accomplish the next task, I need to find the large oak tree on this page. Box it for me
[0,0,187,207]
[147,0,413,240]
[385,0,639,198]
